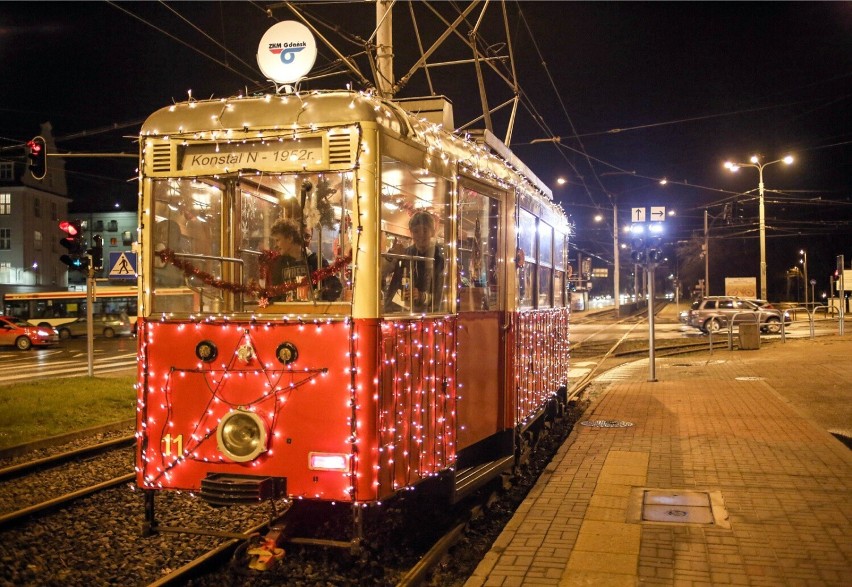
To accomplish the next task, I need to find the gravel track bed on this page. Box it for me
[0,425,269,587]
[0,482,269,587]
[0,447,134,514]
[0,402,587,587]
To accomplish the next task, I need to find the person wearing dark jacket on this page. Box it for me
[269,219,342,302]
[383,211,445,313]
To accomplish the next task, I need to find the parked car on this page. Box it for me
[686,296,790,334]
[0,316,59,350]
[56,314,133,340]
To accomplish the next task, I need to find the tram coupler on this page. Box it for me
[246,527,286,571]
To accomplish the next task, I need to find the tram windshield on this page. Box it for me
[149,171,353,314]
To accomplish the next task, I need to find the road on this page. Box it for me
[570,313,844,346]
[0,336,137,384]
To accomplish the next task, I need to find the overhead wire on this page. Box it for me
[105,1,261,85]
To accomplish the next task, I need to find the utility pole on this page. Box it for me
[613,203,620,313]
[86,260,94,377]
[704,209,709,296]
[647,260,657,382]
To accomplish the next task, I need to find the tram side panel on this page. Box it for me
[377,316,457,496]
[454,311,509,466]
[512,308,570,428]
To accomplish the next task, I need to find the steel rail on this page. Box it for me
[0,472,135,529]
[0,435,135,481]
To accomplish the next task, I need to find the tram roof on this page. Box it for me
[140,90,413,136]
[141,90,563,223]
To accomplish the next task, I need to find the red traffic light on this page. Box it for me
[59,220,79,236]
[26,136,47,180]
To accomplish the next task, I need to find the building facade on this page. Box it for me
[0,122,139,299]
[0,124,72,297]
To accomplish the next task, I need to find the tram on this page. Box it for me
[134,89,571,538]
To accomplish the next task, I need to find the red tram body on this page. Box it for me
[135,91,571,533]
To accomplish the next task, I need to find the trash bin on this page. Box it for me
[738,322,760,350]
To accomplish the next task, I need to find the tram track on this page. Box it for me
[0,435,136,529]
[0,434,134,481]
[0,472,135,529]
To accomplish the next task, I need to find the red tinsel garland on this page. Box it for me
[156,248,351,300]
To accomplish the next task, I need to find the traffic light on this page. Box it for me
[629,226,665,265]
[630,237,646,263]
[647,235,664,263]
[88,234,104,271]
[26,136,47,180]
[59,220,89,271]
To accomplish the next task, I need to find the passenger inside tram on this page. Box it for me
[268,218,343,302]
[383,211,445,313]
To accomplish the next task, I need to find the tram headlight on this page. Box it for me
[275,341,298,365]
[216,409,268,462]
[196,340,218,362]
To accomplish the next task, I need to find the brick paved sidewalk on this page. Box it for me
[466,336,852,586]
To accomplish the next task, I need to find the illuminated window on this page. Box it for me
[380,157,452,316]
[149,170,353,313]
[457,185,499,312]
[554,231,568,307]
[0,193,9,215]
[517,209,536,308]
[538,222,553,308]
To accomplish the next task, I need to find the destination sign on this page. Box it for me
[180,138,323,171]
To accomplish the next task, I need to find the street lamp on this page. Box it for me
[724,155,794,301]
[799,249,809,309]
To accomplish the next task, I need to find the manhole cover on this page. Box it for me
[580,419,634,428]
[735,376,765,381]
[629,488,731,529]
[643,505,714,524]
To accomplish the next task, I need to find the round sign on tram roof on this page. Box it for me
[256,21,317,85]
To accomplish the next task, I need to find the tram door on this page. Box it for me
[454,184,508,466]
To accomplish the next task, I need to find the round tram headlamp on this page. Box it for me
[195,340,218,363]
[216,409,268,462]
[276,342,298,365]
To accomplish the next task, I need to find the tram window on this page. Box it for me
[517,209,537,308]
[554,270,566,307]
[537,267,553,308]
[554,232,567,307]
[380,157,451,315]
[238,171,353,306]
[458,187,499,311]
[151,178,223,311]
[538,222,553,308]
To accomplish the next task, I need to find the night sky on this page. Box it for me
[2,1,850,299]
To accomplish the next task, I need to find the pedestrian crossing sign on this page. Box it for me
[109,252,137,279]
